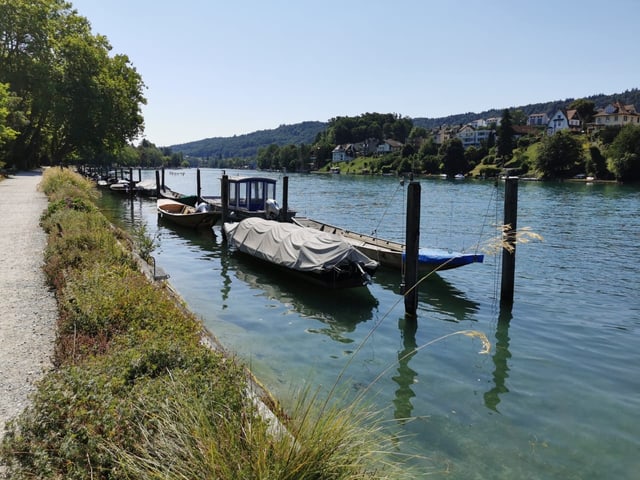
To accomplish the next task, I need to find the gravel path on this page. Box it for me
[0,171,57,451]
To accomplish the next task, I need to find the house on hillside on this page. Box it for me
[547,109,582,135]
[592,102,640,129]
[376,139,403,154]
[527,112,549,126]
[468,118,488,128]
[456,125,493,149]
[352,138,379,156]
[332,144,355,163]
[512,125,539,140]
[433,126,457,145]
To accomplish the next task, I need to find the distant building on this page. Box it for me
[352,138,379,156]
[332,144,355,162]
[433,126,457,145]
[485,117,502,127]
[592,102,640,129]
[456,125,493,149]
[376,139,403,154]
[547,109,582,135]
[512,125,539,139]
[468,118,488,128]
[527,112,549,126]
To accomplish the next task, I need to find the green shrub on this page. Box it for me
[2,168,406,479]
[2,345,247,480]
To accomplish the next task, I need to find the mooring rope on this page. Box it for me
[370,176,406,238]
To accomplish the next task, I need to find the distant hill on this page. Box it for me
[170,89,640,158]
[170,121,327,159]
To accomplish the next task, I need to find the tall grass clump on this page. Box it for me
[109,383,411,479]
[1,168,405,479]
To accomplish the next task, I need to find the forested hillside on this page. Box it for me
[169,89,640,159]
[170,121,327,159]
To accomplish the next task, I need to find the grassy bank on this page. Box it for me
[0,168,408,479]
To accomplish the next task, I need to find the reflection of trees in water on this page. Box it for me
[230,253,379,344]
[374,270,480,322]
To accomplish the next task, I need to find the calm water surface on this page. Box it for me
[97,169,640,479]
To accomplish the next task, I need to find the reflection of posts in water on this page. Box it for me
[393,316,418,423]
[219,246,232,304]
[484,310,512,411]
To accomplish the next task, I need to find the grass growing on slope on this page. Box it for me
[1,168,409,479]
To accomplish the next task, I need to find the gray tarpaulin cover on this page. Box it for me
[224,217,378,273]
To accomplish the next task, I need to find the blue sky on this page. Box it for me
[70,0,640,146]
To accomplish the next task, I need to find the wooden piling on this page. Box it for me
[404,181,421,317]
[161,168,165,189]
[221,174,229,225]
[197,168,202,200]
[500,177,518,309]
[155,170,161,197]
[282,176,289,222]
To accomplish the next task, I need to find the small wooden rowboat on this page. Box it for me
[157,198,220,230]
[293,217,483,274]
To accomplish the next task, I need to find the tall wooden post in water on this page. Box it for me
[155,170,161,197]
[221,174,229,224]
[404,180,421,317]
[128,167,134,197]
[500,177,518,309]
[282,176,289,222]
[196,168,202,200]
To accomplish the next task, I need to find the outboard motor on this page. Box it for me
[195,202,212,213]
[265,198,281,220]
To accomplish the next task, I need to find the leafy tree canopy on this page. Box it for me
[569,98,597,124]
[0,0,146,169]
[439,137,468,176]
[0,83,17,147]
[496,109,514,161]
[607,124,640,181]
[320,113,413,145]
[535,131,584,179]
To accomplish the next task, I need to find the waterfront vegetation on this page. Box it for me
[0,168,410,479]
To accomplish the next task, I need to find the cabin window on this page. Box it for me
[229,183,238,207]
[250,182,263,204]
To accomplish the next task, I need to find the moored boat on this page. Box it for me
[157,198,220,230]
[223,217,378,289]
[158,185,200,206]
[209,175,296,222]
[292,217,483,274]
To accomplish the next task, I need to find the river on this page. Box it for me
[96,168,640,479]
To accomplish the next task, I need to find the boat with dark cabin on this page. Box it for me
[210,175,296,222]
